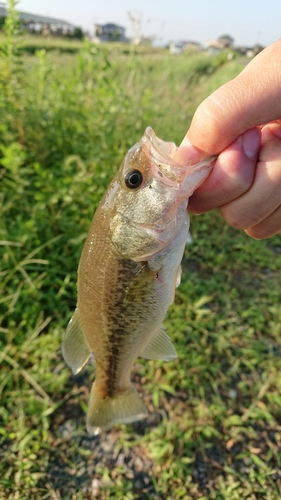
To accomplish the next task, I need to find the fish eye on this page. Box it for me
[125,169,143,189]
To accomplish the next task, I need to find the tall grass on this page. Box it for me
[2,2,281,499]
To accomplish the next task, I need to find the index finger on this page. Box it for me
[174,40,281,164]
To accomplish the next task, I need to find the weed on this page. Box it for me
[1,2,281,499]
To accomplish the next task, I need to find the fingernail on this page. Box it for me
[175,136,202,165]
[242,128,261,158]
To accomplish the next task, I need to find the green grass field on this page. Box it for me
[1,4,281,499]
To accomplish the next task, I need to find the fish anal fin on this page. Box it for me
[141,326,177,361]
[62,309,91,375]
[86,383,147,435]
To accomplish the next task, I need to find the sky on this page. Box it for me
[17,0,281,48]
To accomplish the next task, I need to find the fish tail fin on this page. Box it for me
[86,383,148,435]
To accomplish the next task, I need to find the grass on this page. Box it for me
[1,3,281,499]
[0,33,85,53]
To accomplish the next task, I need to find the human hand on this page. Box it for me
[174,40,281,239]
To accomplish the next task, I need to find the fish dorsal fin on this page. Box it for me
[62,309,91,375]
[141,326,177,361]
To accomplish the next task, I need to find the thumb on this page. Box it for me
[175,39,281,164]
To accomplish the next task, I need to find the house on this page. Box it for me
[206,34,234,53]
[0,2,78,36]
[132,36,153,46]
[235,44,264,58]
[94,23,127,42]
[182,41,201,51]
[170,41,183,55]
[217,35,234,48]
[170,40,201,55]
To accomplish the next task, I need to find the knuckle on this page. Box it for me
[219,206,255,230]
[226,172,253,194]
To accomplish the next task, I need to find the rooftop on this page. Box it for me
[0,4,76,27]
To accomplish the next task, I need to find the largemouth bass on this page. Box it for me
[62,127,215,435]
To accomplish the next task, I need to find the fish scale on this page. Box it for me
[62,127,215,435]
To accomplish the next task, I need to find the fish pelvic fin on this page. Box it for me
[86,383,148,435]
[141,325,177,361]
[62,309,91,375]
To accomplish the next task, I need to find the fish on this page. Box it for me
[62,127,215,435]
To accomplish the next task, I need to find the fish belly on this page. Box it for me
[63,206,189,434]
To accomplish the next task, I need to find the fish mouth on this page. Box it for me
[144,126,216,192]
[145,127,186,185]
[150,163,180,188]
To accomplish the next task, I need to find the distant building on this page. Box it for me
[205,44,221,55]
[132,36,154,46]
[217,35,234,48]
[170,40,201,55]
[182,40,201,51]
[0,2,78,36]
[206,34,234,52]
[170,41,183,55]
[94,23,127,42]
[234,44,264,58]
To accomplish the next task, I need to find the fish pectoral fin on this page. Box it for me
[86,383,147,435]
[62,309,91,375]
[175,265,182,288]
[141,326,177,361]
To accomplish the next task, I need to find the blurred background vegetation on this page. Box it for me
[1,2,281,499]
